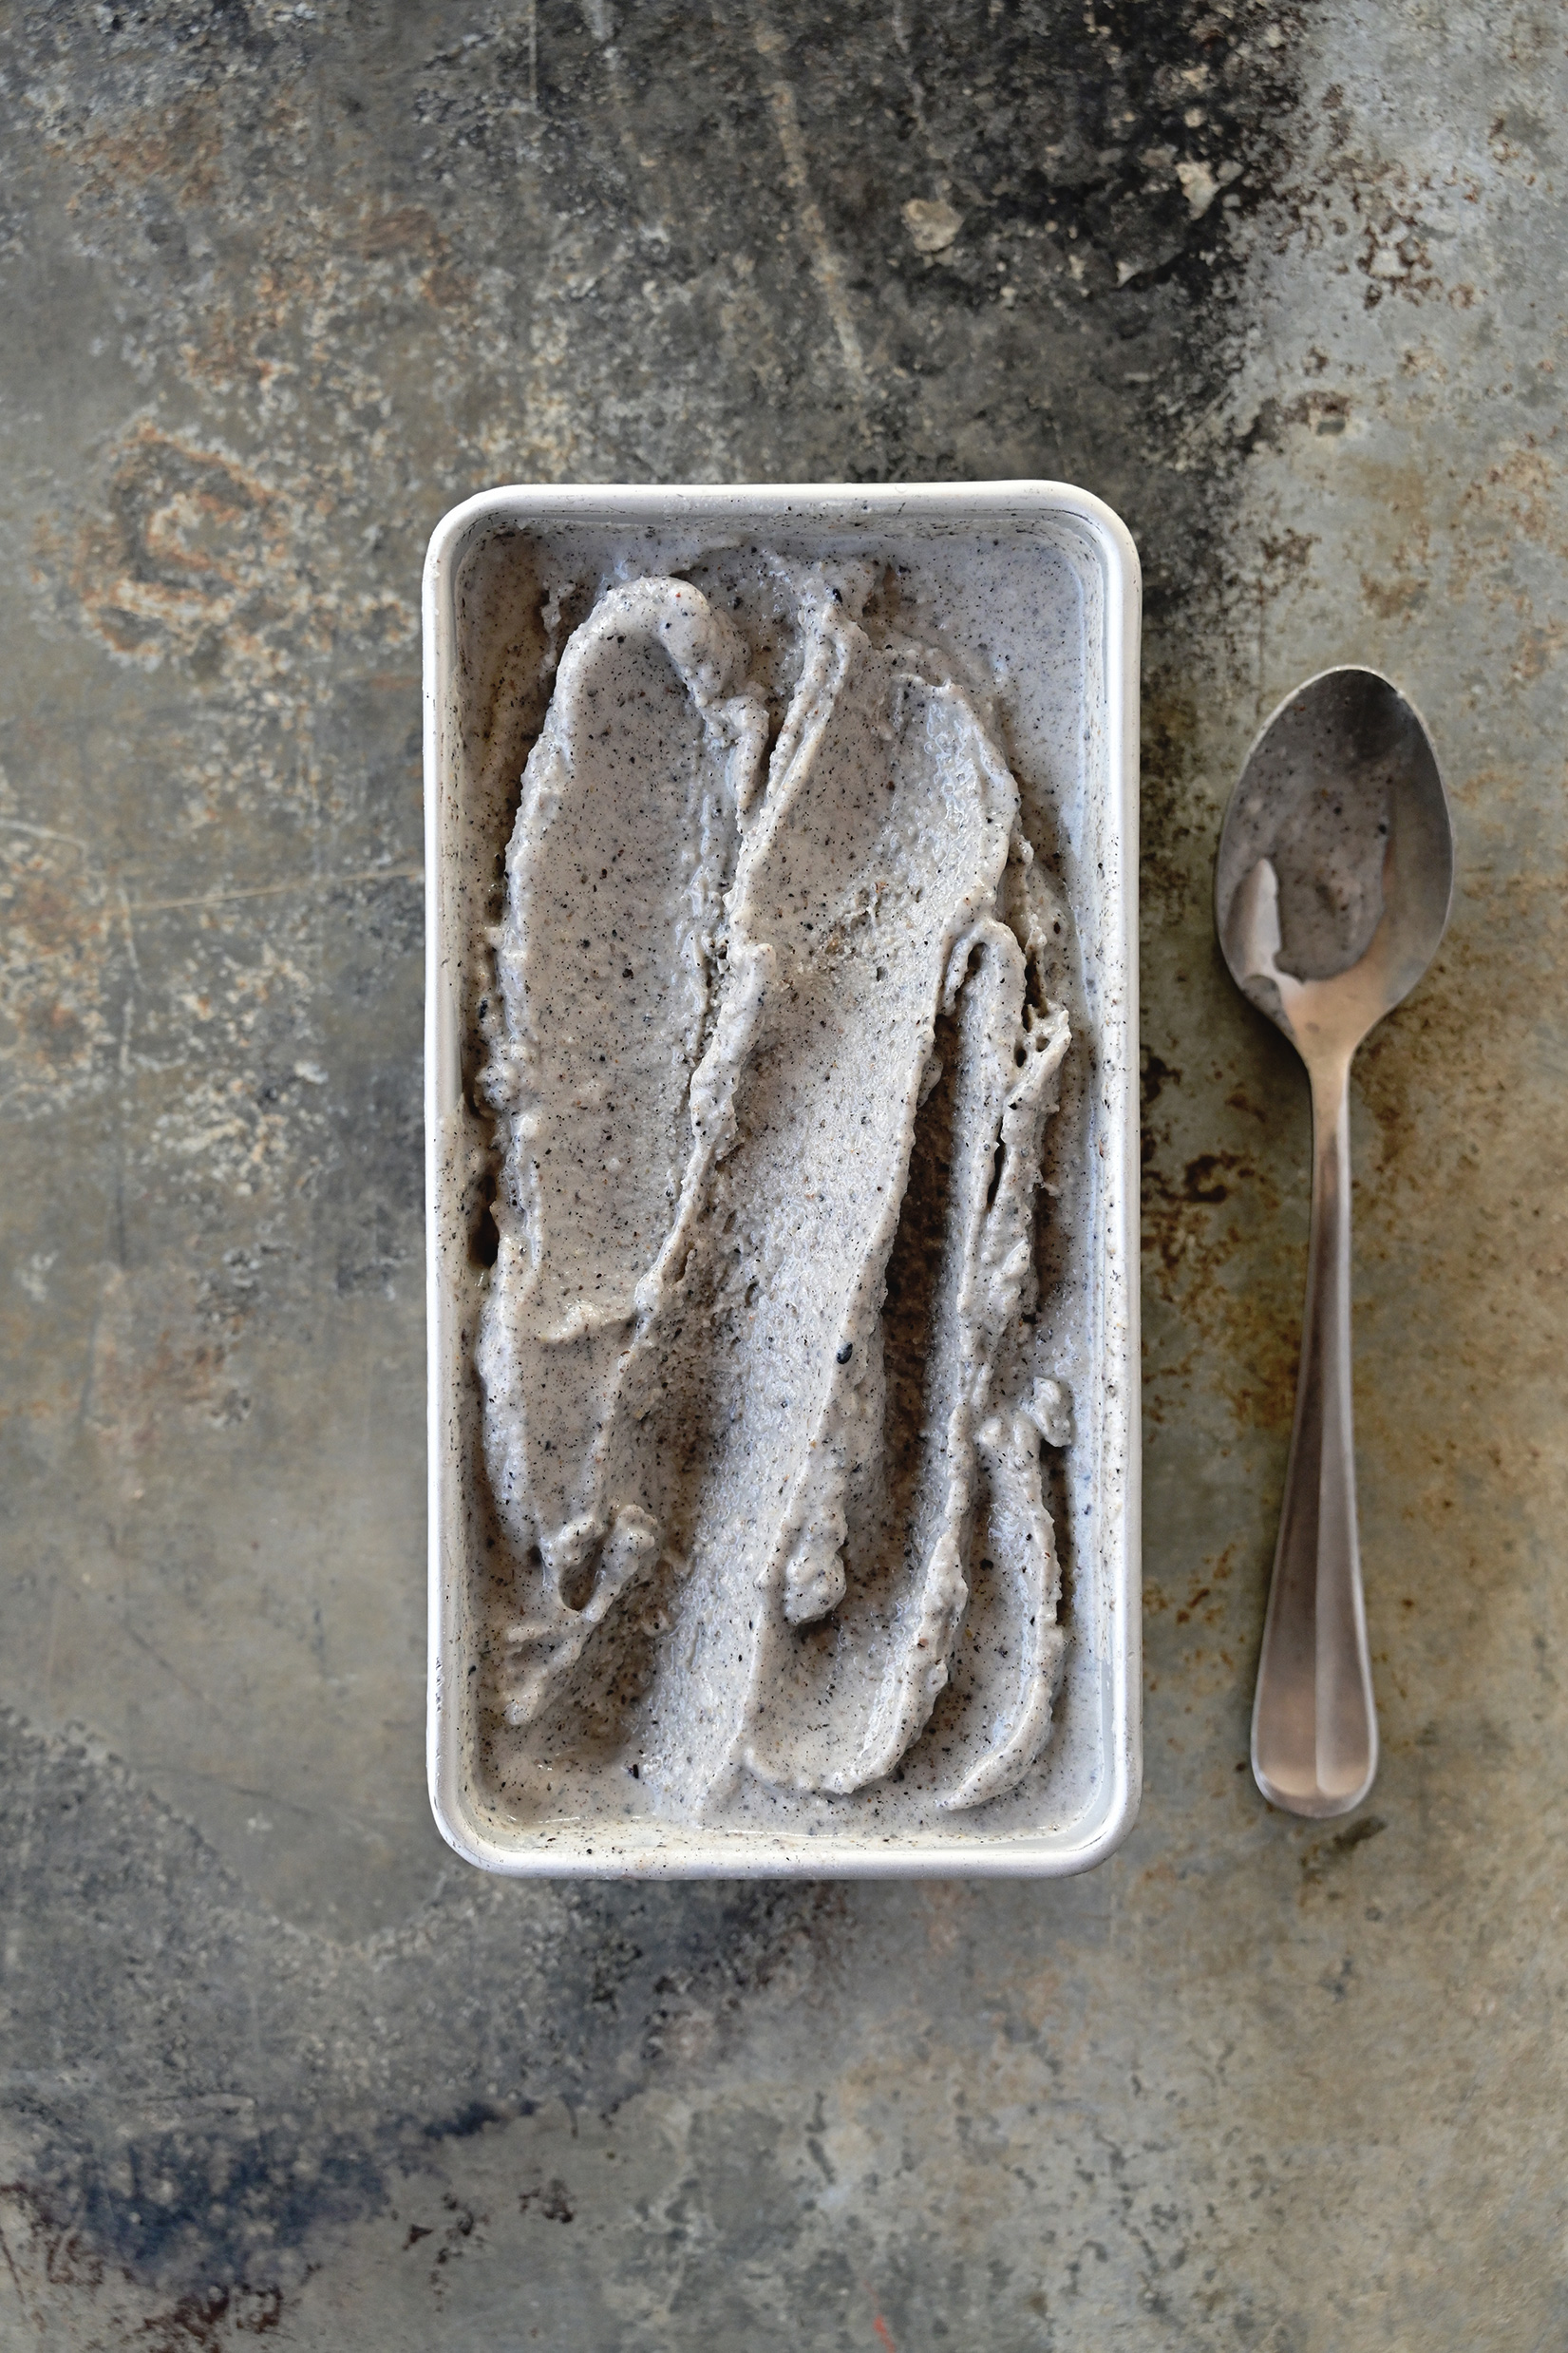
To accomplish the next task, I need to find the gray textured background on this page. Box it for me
[1,3,1563,2346]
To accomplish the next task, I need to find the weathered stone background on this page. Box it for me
[0,1,1563,2344]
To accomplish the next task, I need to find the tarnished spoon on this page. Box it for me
[1216,668,1452,1818]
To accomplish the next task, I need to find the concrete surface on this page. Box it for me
[0,2,1563,2345]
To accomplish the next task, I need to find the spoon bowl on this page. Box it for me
[1219,666,1453,1056]
[1217,667,1452,1816]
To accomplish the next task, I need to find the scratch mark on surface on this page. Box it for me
[129,1760,348,1829]
[0,818,90,849]
[119,1617,218,1715]
[40,1576,60,1732]
[0,2214,27,2316]
[1,1744,42,1979]
[116,881,142,986]
[127,864,422,915]
[751,19,869,402]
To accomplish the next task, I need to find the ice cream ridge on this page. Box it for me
[475,558,1075,1827]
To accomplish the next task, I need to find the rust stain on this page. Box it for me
[919,1882,964,1956]
[1466,437,1562,547]
[1139,675,1205,921]
[56,425,303,675]
[359,201,476,308]
[1143,1102,1299,1435]
[1506,618,1568,684]
[1360,568,1430,620]
[83,1266,255,1482]
[0,2181,284,2344]
[0,832,118,1112]
[59,91,226,216]
[361,203,448,262]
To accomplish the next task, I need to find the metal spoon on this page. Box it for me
[1216,667,1453,1818]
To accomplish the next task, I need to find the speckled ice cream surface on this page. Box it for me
[427,503,1135,1866]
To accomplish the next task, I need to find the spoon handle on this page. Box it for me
[1251,1055,1378,1817]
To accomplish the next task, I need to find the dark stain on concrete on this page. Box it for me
[0,1711,844,2294]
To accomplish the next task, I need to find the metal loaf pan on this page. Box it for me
[424,482,1141,1877]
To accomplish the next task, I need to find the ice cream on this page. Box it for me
[472,556,1074,1826]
